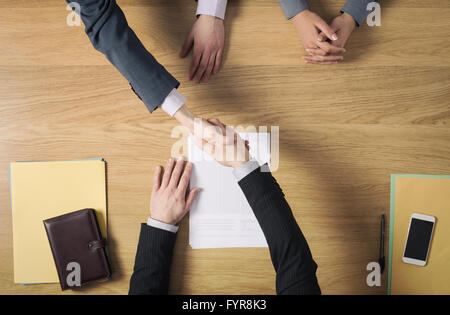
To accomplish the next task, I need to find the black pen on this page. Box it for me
[379,214,385,273]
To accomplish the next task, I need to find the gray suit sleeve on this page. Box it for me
[67,0,179,113]
[341,0,379,26]
[277,0,309,20]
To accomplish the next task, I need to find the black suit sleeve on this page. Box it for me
[129,224,177,295]
[238,165,321,295]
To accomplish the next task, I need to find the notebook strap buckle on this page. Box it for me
[88,239,106,250]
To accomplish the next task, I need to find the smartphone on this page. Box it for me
[402,213,435,266]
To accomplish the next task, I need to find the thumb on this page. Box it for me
[194,136,215,156]
[185,188,201,212]
[315,20,338,41]
[180,32,194,58]
[207,118,227,133]
[207,118,227,141]
[207,118,223,126]
[317,31,327,42]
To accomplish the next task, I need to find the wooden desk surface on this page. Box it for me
[0,0,449,295]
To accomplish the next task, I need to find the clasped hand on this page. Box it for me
[293,10,356,65]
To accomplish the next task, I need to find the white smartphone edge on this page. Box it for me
[402,213,435,266]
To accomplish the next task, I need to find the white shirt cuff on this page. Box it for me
[196,0,228,20]
[159,88,186,117]
[147,217,179,233]
[232,159,261,181]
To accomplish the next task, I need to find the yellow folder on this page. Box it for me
[388,175,450,294]
[10,159,107,284]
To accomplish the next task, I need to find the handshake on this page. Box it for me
[150,115,251,226]
[193,117,251,169]
[173,106,251,170]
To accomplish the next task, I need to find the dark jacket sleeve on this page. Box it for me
[129,224,177,295]
[238,165,321,295]
[66,0,179,113]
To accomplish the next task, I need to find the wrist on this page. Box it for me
[231,153,250,170]
[292,10,312,31]
[292,9,311,23]
[150,214,177,226]
[231,160,247,170]
[341,12,357,28]
[174,105,196,132]
[198,14,223,23]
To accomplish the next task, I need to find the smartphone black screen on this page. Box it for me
[404,218,434,261]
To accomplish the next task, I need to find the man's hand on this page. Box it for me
[150,157,200,225]
[195,118,250,169]
[292,10,345,64]
[180,14,225,83]
[303,13,356,65]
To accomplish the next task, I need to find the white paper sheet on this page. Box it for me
[188,133,270,249]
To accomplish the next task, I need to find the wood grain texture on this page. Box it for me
[1,3,450,67]
[0,0,449,295]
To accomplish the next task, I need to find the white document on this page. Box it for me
[188,133,270,249]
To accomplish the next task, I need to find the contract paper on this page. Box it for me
[188,133,270,249]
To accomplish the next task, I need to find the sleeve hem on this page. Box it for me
[196,0,228,20]
[147,217,179,233]
[278,0,309,20]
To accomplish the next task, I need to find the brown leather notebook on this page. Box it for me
[43,209,111,290]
